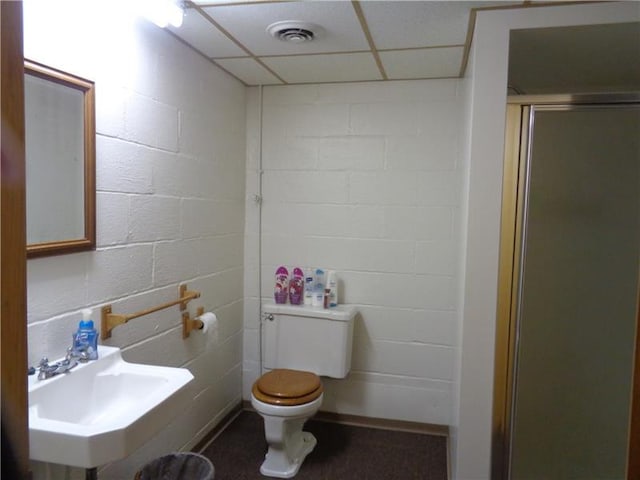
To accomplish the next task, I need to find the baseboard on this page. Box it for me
[241,400,448,437]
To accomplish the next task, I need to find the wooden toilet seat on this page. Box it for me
[252,369,323,406]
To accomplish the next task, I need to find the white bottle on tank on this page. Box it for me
[303,268,315,305]
[312,268,325,307]
[326,270,338,307]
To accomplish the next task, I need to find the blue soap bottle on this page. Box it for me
[74,308,98,360]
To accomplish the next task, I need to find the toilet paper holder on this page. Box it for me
[182,306,206,339]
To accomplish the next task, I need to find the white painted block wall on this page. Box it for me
[23,7,246,480]
[244,80,464,426]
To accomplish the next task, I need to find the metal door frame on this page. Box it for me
[491,92,640,480]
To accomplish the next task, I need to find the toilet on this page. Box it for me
[251,303,357,478]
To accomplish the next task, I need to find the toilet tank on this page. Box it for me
[262,303,357,378]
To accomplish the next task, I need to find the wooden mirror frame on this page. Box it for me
[24,60,95,258]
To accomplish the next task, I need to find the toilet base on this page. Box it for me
[260,431,317,479]
[251,387,323,478]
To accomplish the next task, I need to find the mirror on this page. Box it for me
[24,60,95,258]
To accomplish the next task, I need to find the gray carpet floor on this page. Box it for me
[201,411,448,479]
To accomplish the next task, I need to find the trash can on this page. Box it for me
[134,452,214,480]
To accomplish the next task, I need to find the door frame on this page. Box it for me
[1,1,29,478]
[491,93,640,480]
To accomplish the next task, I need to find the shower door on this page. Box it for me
[499,96,640,480]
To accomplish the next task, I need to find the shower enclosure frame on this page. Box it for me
[491,92,640,480]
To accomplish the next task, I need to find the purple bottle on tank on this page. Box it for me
[289,267,304,305]
[274,266,289,304]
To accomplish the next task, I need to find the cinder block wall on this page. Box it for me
[244,80,464,426]
[24,11,246,480]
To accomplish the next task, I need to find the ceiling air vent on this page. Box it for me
[267,21,321,44]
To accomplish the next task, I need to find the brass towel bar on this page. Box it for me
[101,284,200,340]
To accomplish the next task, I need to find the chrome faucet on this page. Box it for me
[36,357,74,380]
[36,348,86,380]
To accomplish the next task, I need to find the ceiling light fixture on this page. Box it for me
[138,0,184,28]
[267,21,322,43]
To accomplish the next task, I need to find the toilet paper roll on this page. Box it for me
[197,312,219,346]
[198,312,217,333]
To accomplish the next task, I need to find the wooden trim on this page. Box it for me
[219,44,465,61]
[193,0,292,7]
[1,1,30,479]
[628,284,640,479]
[186,0,287,84]
[164,30,253,87]
[351,0,387,81]
[459,8,477,77]
[313,410,448,437]
[24,60,96,258]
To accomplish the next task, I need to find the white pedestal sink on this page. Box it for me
[28,345,194,468]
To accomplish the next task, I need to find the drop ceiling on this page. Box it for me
[168,0,523,86]
[169,1,640,90]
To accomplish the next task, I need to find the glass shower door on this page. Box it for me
[510,104,640,480]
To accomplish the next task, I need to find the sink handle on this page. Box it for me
[37,361,58,380]
[66,346,90,363]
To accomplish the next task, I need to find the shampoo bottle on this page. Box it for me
[73,309,98,360]
[314,268,325,292]
[304,269,315,305]
[274,266,289,304]
[312,268,325,307]
[289,267,304,305]
[326,270,338,308]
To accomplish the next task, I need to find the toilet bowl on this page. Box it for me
[251,369,323,479]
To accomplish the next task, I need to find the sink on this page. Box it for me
[28,345,194,468]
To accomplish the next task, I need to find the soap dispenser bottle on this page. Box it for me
[74,309,98,360]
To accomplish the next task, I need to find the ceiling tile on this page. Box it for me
[168,8,246,58]
[362,1,501,49]
[380,47,464,80]
[215,57,284,85]
[167,1,540,85]
[200,2,368,56]
[261,52,382,84]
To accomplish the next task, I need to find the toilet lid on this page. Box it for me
[253,369,323,406]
